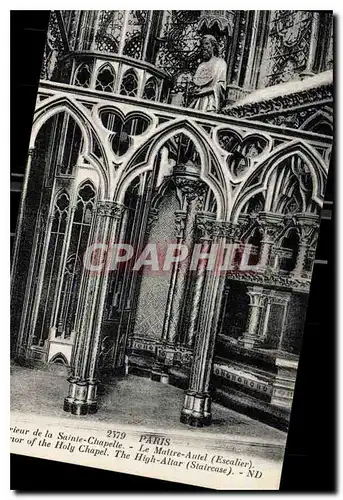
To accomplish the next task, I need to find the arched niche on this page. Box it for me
[36,111,83,180]
[33,98,111,197]
[49,353,68,366]
[142,76,159,101]
[279,228,299,273]
[301,112,333,136]
[114,120,230,219]
[231,142,326,222]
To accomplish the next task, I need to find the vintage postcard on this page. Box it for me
[10,10,333,490]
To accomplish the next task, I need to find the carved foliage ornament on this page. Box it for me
[224,84,333,120]
[96,201,125,218]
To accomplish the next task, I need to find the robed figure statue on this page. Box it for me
[189,35,227,113]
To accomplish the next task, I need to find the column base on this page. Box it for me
[180,391,212,427]
[71,400,97,416]
[64,397,98,415]
[238,334,261,349]
[63,378,98,415]
[63,397,74,413]
[180,412,211,427]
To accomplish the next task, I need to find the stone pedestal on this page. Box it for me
[271,356,298,409]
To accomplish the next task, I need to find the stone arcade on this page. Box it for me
[11,11,333,428]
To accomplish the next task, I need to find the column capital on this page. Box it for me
[246,286,266,306]
[96,201,125,219]
[195,213,218,241]
[256,212,284,241]
[220,221,240,240]
[174,176,207,205]
[236,215,254,241]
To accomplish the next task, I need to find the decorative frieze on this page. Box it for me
[224,82,333,121]
[96,200,125,219]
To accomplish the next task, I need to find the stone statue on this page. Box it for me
[189,35,227,113]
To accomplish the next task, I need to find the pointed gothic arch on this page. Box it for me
[300,109,333,136]
[32,96,111,197]
[114,119,231,219]
[230,140,327,222]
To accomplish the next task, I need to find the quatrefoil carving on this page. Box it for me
[100,109,151,156]
[217,129,270,178]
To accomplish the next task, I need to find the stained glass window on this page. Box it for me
[120,69,139,97]
[55,182,96,339]
[95,64,116,92]
[74,63,92,87]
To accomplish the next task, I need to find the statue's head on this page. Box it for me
[201,35,219,61]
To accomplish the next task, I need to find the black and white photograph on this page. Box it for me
[10,9,334,490]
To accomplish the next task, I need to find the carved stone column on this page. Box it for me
[151,210,186,382]
[291,214,320,278]
[161,167,206,345]
[184,214,218,347]
[15,206,49,359]
[239,286,266,349]
[299,12,320,79]
[257,213,283,268]
[180,221,229,427]
[64,200,124,416]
